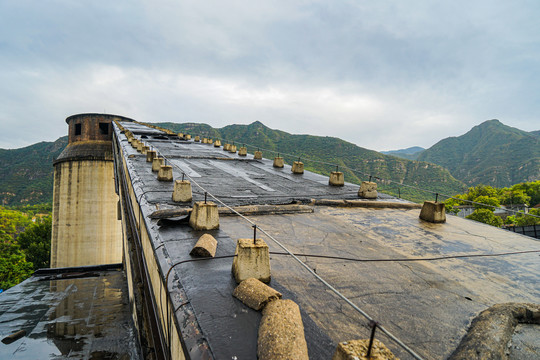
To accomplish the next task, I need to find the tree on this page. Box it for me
[17,217,51,270]
[513,208,540,226]
[0,206,31,239]
[510,181,540,206]
[500,188,530,206]
[0,235,33,290]
[472,195,500,210]
[444,197,464,215]
[466,209,503,227]
[465,185,499,201]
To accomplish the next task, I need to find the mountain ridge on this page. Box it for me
[381,146,425,160]
[417,119,540,187]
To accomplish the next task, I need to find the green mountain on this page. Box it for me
[155,121,466,202]
[381,146,425,160]
[417,120,540,187]
[0,137,68,206]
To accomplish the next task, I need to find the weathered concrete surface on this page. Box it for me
[449,303,540,360]
[358,181,378,199]
[190,233,218,257]
[233,277,282,311]
[152,157,164,172]
[420,201,446,223]
[221,208,540,359]
[0,270,140,360]
[329,171,344,186]
[172,179,192,202]
[146,149,156,162]
[509,323,540,360]
[273,156,284,168]
[189,201,219,230]
[232,238,271,283]
[332,339,398,360]
[51,160,122,268]
[157,164,173,181]
[258,299,309,360]
[313,199,422,209]
[292,161,304,174]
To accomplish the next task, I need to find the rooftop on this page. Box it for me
[116,121,540,359]
[0,266,140,360]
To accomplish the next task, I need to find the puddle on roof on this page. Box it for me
[0,272,140,360]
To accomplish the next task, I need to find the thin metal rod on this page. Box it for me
[252,225,257,244]
[367,320,378,358]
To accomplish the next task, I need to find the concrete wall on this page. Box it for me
[51,160,122,268]
[117,133,186,360]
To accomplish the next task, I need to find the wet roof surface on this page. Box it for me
[118,122,540,359]
[0,269,140,360]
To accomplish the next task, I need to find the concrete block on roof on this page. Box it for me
[332,339,397,360]
[152,157,164,172]
[258,299,309,360]
[136,142,144,152]
[157,165,173,182]
[189,201,219,230]
[142,146,149,155]
[233,277,282,311]
[292,161,304,174]
[146,150,156,162]
[238,147,248,156]
[224,144,230,151]
[273,157,284,168]
[420,201,446,223]
[358,181,378,199]
[172,180,192,202]
[194,136,200,142]
[190,233,217,257]
[172,180,193,202]
[329,171,344,186]
[232,238,271,283]
[185,134,191,140]
[214,140,221,147]
[254,151,263,160]
[229,145,237,153]
[202,138,208,143]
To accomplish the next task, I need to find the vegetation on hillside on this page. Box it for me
[444,181,540,227]
[0,136,67,206]
[155,121,467,203]
[0,205,52,291]
[418,119,540,187]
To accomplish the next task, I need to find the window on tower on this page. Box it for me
[99,122,109,135]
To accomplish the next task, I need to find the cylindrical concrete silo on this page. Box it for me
[50,113,132,268]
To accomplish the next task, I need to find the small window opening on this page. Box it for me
[99,122,109,135]
[75,123,82,136]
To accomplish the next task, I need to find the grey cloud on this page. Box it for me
[0,1,539,150]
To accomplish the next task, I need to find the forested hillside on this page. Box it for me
[155,121,466,203]
[418,120,540,187]
[0,137,68,206]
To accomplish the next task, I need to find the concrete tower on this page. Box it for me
[50,113,132,268]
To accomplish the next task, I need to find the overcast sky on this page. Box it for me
[1,1,539,151]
